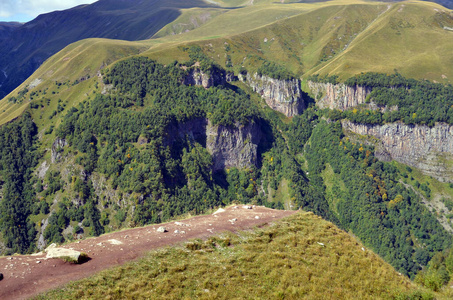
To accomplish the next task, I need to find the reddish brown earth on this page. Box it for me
[0,206,297,300]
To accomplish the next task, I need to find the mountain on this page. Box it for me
[1,0,453,296]
[0,0,217,99]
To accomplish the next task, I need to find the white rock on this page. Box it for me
[255,216,260,219]
[174,230,180,234]
[36,261,41,264]
[175,222,189,227]
[317,242,325,246]
[108,239,123,245]
[243,205,252,209]
[213,208,226,215]
[157,226,167,233]
[46,247,82,263]
[45,243,57,252]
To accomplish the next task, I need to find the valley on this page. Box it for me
[0,0,453,298]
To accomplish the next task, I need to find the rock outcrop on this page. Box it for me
[206,120,262,171]
[183,67,235,89]
[51,137,68,163]
[308,81,372,110]
[342,120,453,182]
[164,118,264,172]
[45,243,84,263]
[241,73,304,117]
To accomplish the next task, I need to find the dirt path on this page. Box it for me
[0,206,296,300]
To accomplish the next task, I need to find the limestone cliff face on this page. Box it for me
[308,81,372,110]
[183,68,234,89]
[51,137,68,163]
[240,73,304,117]
[206,120,262,171]
[165,118,263,171]
[342,120,453,182]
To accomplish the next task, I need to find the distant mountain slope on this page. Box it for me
[145,0,453,83]
[0,0,214,99]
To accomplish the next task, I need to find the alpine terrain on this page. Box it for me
[1,0,453,298]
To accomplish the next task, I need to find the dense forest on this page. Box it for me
[0,57,451,284]
[0,113,39,254]
[312,72,453,127]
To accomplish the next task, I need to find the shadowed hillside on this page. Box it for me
[0,0,215,99]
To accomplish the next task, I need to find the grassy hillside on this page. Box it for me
[0,38,150,126]
[36,212,433,299]
[310,1,453,81]
[3,0,453,128]
[144,0,453,83]
[0,0,221,99]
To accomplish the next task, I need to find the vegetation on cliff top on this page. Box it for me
[322,72,453,127]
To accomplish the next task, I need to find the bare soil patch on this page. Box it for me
[0,206,296,300]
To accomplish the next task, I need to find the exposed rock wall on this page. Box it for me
[165,118,263,171]
[308,81,372,110]
[241,73,304,117]
[206,120,262,171]
[183,68,234,89]
[51,138,68,163]
[342,120,453,182]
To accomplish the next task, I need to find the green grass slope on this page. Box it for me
[311,1,453,82]
[36,212,433,299]
[3,0,453,128]
[143,0,453,83]
[0,38,151,127]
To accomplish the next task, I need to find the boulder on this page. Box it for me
[46,247,82,263]
[157,226,167,233]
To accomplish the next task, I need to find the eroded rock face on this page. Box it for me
[241,73,304,117]
[308,81,372,110]
[51,137,68,163]
[206,120,262,171]
[342,120,453,182]
[183,68,234,89]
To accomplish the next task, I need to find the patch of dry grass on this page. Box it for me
[36,212,427,299]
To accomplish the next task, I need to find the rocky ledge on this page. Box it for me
[309,81,372,110]
[183,67,235,89]
[241,73,304,117]
[342,120,453,182]
[206,120,263,171]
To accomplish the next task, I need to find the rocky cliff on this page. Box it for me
[308,81,372,110]
[51,138,68,164]
[165,118,263,171]
[240,73,304,117]
[206,120,262,171]
[342,120,453,182]
[183,67,235,89]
